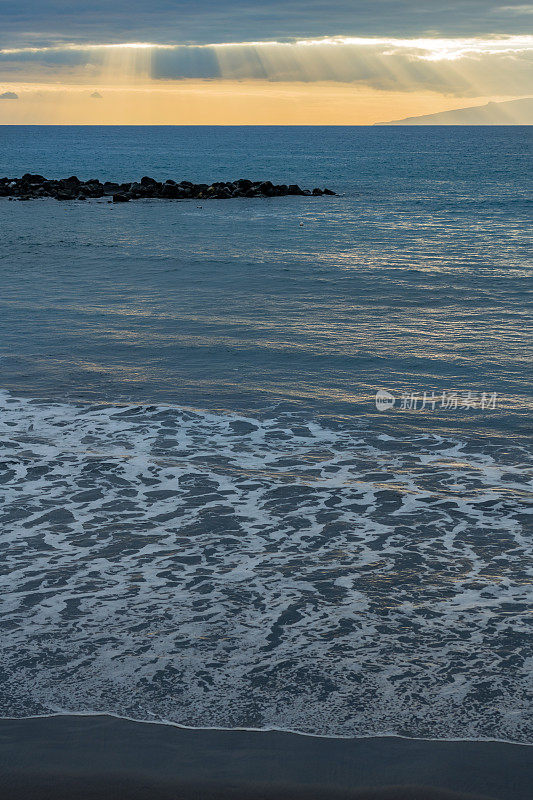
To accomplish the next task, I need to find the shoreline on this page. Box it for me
[5,710,533,747]
[1,714,532,799]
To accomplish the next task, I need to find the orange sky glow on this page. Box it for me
[0,37,531,124]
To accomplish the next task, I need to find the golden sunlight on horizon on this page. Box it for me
[0,36,530,124]
[0,82,520,125]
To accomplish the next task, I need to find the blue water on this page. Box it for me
[0,126,531,743]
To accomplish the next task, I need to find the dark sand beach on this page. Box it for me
[0,715,531,799]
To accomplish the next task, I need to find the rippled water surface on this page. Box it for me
[0,126,531,742]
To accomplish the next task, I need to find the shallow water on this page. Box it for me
[0,126,531,742]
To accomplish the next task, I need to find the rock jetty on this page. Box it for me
[0,174,336,202]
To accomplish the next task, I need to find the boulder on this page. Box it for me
[160,183,183,199]
[80,183,104,198]
[258,181,275,196]
[56,187,77,200]
[21,173,45,185]
[0,174,335,202]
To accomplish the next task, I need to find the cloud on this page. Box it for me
[498,4,533,12]
[1,1,533,50]
[90,90,102,97]
[0,37,531,98]
[0,3,531,103]
[0,90,17,98]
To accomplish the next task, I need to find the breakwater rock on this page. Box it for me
[0,174,337,202]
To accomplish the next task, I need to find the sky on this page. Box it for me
[0,1,531,123]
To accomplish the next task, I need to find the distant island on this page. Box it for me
[376,97,533,125]
[0,175,336,202]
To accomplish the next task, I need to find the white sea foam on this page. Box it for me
[0,391,532,742]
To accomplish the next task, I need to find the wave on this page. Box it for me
[1,391,531,742]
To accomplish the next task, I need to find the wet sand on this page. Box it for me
[0,715,531,799]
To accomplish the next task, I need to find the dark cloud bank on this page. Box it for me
[0,0,531,48]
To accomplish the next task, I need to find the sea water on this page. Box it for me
[0,125,531,742]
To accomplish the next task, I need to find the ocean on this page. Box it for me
[0,125,531,746]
